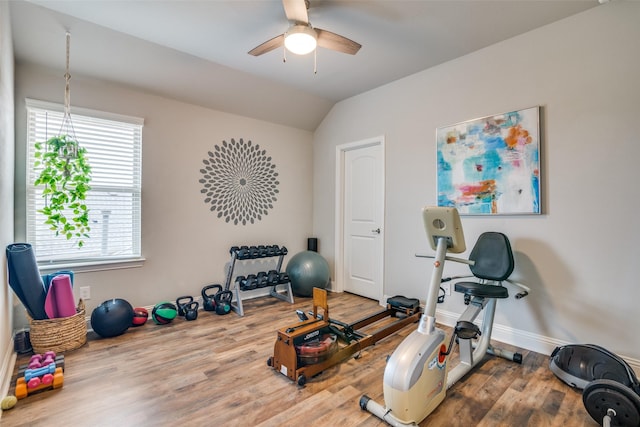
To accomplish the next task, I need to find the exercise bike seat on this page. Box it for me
[454,282,509,299]
[454,232,514,299]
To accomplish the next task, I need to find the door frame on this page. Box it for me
[334,136,385,303]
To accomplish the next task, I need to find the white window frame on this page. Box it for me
[25,99,145,272]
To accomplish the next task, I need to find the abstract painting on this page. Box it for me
[437,106,540,215]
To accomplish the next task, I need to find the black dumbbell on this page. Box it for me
[201,284,223,311]
[229,246,240,256]
[248,246,260,259]
[235,275,246,290]
[278,272,290,284]
[237,247,251,260]
[245,274,258,290]
[176,296,194,317]
[267,270,279,285]
[256,271,269,288]
[280,246,288,256]
[266,245,277,256]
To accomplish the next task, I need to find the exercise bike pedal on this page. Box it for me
[442,321,482,357]
[455,320,481,340]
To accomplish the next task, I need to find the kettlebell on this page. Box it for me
[201,284,223,311]
[214,290,233,315]
[184,301,199,321]
[176,296,194,317]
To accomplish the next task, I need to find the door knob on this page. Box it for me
[371,228,381,234]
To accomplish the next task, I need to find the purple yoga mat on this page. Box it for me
[44,274,77,318]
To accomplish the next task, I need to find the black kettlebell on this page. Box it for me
[201,284,222,311]
[184,301,199,321]
[214,290,233,315]
[176,296,194,317]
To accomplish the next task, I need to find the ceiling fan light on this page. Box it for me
[284,25,317,55]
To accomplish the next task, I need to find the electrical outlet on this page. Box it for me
[441,282,451,296]
[79,286,91,300]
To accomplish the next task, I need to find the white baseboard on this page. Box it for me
[0,336,17,419]
[84,295,640,377]
[435,307,640,376]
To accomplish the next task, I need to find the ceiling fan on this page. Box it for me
[248,0,362,57]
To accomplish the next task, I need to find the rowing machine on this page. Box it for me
[267,287,421,386]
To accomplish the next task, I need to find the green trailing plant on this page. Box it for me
[33,135,92,247]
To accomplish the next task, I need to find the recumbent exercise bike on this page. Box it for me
[361,206,530,426]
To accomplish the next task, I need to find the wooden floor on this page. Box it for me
[2,292,596,427]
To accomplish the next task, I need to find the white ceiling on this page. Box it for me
[9,0,600,131]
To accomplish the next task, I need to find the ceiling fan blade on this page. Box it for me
[316,29,362,55]
[282,0,309,25]
[248,34,285,56]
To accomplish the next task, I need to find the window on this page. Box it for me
[26,99,143,267]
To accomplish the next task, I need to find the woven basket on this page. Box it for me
[28,299,87,354]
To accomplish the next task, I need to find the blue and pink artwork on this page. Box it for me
[437,106,540,215]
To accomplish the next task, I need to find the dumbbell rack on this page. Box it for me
[224,245,295,316]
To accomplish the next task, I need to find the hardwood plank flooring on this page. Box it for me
[2,292,596,426]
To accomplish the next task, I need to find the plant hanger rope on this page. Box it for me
[57,31,78,159]
[64,31,71,118]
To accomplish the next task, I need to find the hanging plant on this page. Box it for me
[33,134,92,247]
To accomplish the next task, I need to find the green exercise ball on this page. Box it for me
[286,251,330,297]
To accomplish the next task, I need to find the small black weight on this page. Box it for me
[267,270,279,285]
[266,245,277,256]
[249,246,260,259]
[214,290,233,315]
[237,247,251,260]
[176,296,194,317]
[201,284,223,311]
[245,274,258,290]
[184,301,199,321]
[256,271,268,288]
[257,245,267,257]
[278,272,290,284]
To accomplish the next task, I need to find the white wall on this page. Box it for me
[314,1,640,363]
[0,0,16,400]
[13,63,314,322]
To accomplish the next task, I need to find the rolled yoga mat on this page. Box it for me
[44,274,76,318]
[6,243,48,320]
[43,270,74,292]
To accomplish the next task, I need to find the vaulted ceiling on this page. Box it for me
[10,0,599,130]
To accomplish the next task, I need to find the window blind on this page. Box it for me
[26,99,143,265]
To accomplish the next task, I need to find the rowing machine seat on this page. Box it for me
[387,296,420,310]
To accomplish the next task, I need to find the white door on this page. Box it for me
[340,141,384,301]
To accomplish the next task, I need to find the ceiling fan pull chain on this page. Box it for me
[283,44,287,63]
[314,48,317,74]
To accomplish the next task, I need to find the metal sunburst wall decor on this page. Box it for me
[199,138,280,225]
